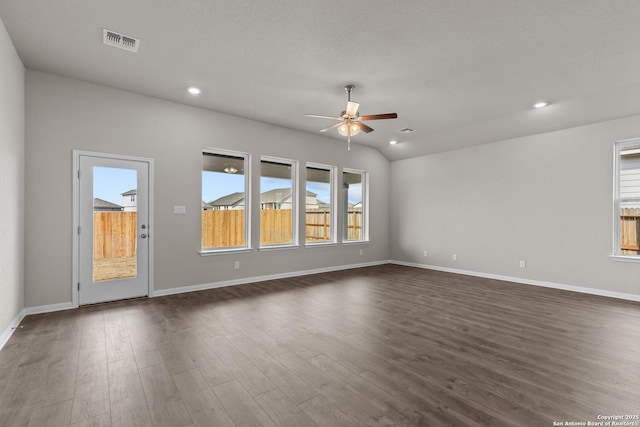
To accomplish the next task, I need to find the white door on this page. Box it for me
[77,154,151,305]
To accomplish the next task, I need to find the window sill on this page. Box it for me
[259,245,300,252]
[305,242,338,248]
[342,240,370,246]
[609,255,640,263]
[199,248,253,256]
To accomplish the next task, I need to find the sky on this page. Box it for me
[93,167,137,205]
[92,167,361,206]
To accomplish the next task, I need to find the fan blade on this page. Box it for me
[319,122,343,132]
[360,113,398,121]
[355,122,374,133]
[346,102,359,117]
[304,114,342,120]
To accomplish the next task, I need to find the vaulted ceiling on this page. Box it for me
[3,1,640,161]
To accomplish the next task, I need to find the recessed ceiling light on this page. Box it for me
[389,140,398,145]
[187,86,201,95]
[533,101,548,109]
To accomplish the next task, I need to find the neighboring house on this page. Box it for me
[121,189,137,212]
[207,192,245,210]
[204,188,320,210]
[316,200,330,212]
[304,191,319,211]
[260,188,319,210]
[260,188,293,210]
[93,198,123,212]
[351,202,362,211]
[620,150,640,208]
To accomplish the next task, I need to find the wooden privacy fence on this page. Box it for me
[305,211,331,241]
[94,210,363,255]
[621,208,640,255]
[345,210,363,241]
[202,210,245,248]
[93,212,137,260]
[260,209,292,245]
[302,211,362,241]
[200,209,363,248]
[95,208,637,254]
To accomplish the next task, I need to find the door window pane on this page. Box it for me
[202,151,249,250]
[92,166,137,281]
[261,159,296,246]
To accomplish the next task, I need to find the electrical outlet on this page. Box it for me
[423,250,428,257]
[234,261,240,269]
[519,260,526,268]
[359,249,363,255]
[452,254,457,261]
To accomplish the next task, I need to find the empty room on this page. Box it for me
[1,2,639,426]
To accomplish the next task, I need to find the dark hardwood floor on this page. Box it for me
[1,264,639,426]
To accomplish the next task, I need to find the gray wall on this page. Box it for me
[25,70,390,307]
[0,17,25,331]
[22,66,640,310]
[390,116,640,296]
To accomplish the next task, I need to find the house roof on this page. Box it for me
[3,2,640,161]
[207,189,319,207]
[93,198,122,209]
[260,188,317,203]
[209,192,245,207]
[121,189,136,196]
[260,188,291,204]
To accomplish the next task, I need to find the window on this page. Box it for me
[201,149,250,251]
[614,138,640,259]
[343,169,368,242]
[260,157,297,247]
[306,164,335,244]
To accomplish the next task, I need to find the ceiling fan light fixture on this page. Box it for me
[223,166,238,174]
[338,122,361,136]
[305,84,397,150]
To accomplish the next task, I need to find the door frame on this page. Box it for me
[72,150,154,308]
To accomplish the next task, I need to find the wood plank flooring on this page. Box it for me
[1,264,639,426]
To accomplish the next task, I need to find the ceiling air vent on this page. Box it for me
[103,29,140,53]
[396,127,415,134]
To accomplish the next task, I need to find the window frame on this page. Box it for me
[200,148,251,255]
[305,162,337,246]
[342,168,369,243]
[259,156,299,250]
[612,138,640,262]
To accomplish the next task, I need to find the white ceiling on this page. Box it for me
[3,1,640,161]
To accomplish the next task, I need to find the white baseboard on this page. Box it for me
[4,260,636,352]
[391,260,640,303]
[23,301,74,316]
[0,301,76,351]
[152,260,389,297]
[0,310,25,351]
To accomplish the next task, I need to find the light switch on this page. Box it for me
[173,205,186,215]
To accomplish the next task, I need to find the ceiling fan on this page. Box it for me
[305,85,398,150]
